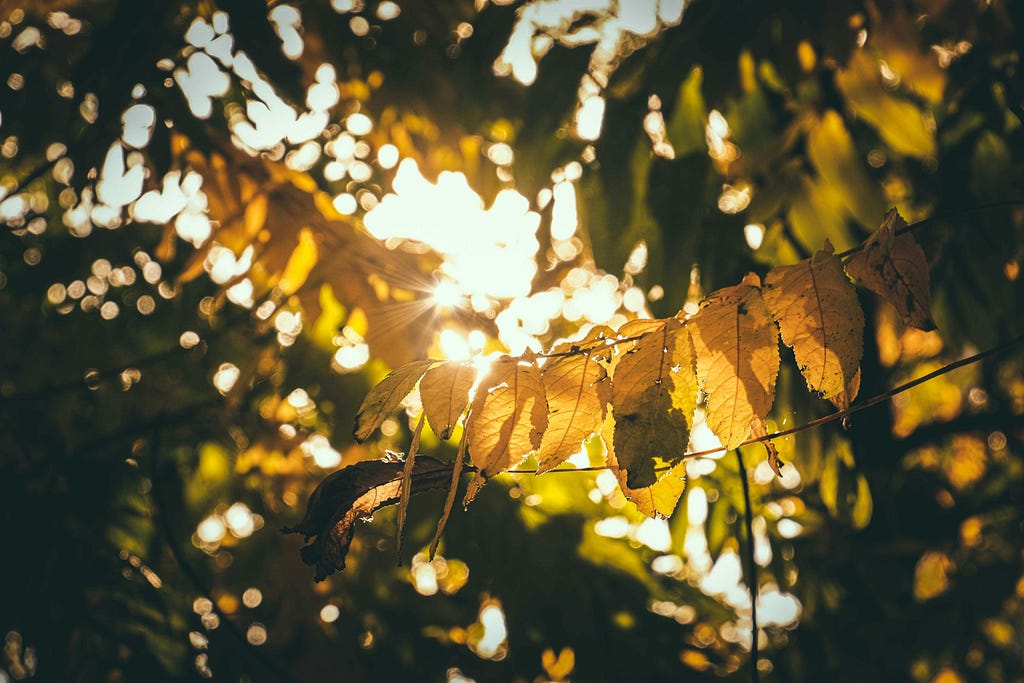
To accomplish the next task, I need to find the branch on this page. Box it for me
[736,448,759,683]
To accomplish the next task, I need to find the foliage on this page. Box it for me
[1,0,1023,682]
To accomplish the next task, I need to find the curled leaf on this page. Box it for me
[750,416,783,477]
[429,422,470,559]
[420,361,476,440]
[536,350,608,474]
[463,357,547,505]
[689,274,780,449]
[609,320,697,488]
[846,208,936,330]
[284,457,453,581]
[395,413,426,563]
[353,359,435,442]
[763,241,863,400]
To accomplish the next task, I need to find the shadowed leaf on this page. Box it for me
[690,274,780,449]
[763,241,863,399]
[603,415,686,518]
[353,359,435,442]
[284,457,453,581]
[463,357,547,504]
[846,208,936,330]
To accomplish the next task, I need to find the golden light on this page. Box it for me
[432,279,465,309]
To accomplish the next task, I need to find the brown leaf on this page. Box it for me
[536,350,608,473]
[353,359,436,442]
[846,208,936,330]
[603,415,687,518]
[763,242,863,399]
[429,423,469,559]
[609,319,697,488]
[463,357,548,505]
[284,457,453,581]
[689,273,780,449]
[419,361,477,440]
[828,367,861,424]
[749,416,783,477]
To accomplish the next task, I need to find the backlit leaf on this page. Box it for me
[603,415,686,518]
[610,319,697,488]
[284,457,453,581]
[763,242,863,399]
[690,274,780,449]
[352,359,436,442]
[845,208,936,330]
[463,357,547,504]
[420,361,476,440]
[536,350,608,473]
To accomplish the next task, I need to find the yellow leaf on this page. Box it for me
[243,193,268,239]
[279,227,319,296]
[609,319,697,488]
[463,357,547,505]
[352,359,436,442]
[604,415,686,518]
[828,367,861,416]
[845,208,936,330]
[536,350,608,474]
[419,361,477,440]
[763,242,863,399]
[913,550,953,601]
[690,274,780,449]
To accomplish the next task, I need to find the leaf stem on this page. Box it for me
[736,448,759,683]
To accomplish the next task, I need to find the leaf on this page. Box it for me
[828,367,861,422]
[689,274,780,449]
[604,415,686,518]
[763,242,863,400]
[395,413,426,563]
[610,319,697,488]
[852,473,873,530]
[284,457,453,581]
[278,226,319,295]
[749,416,783,477]
[353,359,436,442]
[536,350,608,474]
[419,361,476,440]
[429,424,469,559]
[462,357,547,505]
[845,208,936,331]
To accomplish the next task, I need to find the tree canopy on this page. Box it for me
[1,0,1023,681]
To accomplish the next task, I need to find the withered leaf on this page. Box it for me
[284,456,453,581]
[763,242,863,400]
[846,208,936,330]
[429,423,470,559]
[749,416,783,477]
[603,415,686,518]
[690,274,780,449]
[463,357,548,505]
[609,319,697,488]
[419,361,477,440]
[536,351,608,474]
[353,359,436,442]
[395,414,426,563]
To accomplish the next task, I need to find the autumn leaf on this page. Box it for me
[395,413,426,563]
[609,319,697,488]
[429,425,469,559]
[419,361,477,440]
[284,457,453,581]
[750,416,783,477]
[690,274,780,449]
[463,357,548,505]
[763,242,863,399]
[846,208,936,331]
[278,226,319,295]
[603,415,686,518]
[535,350,608,473]
[828,367,861,421]
[353,359,435,442]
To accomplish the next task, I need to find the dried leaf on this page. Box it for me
[395,414,426,563]
[429,423,469,559]
[604,415,686,518]
[846,208,936,330]
[419,361,476,440]
[828,367,861,423]
[609,319,697,488]
[284,457,453,581]
[463,357,547,505]
[536,351,608,473]
[763,242,863,399]
[750,416,783,477]
[353,359,436,442]
[689,274,780,449]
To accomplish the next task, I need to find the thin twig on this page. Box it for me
[736,448,759,683]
